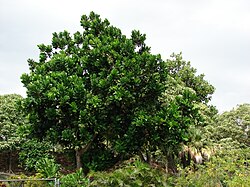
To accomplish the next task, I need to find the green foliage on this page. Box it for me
[161,53,215,144]
[154,53,216,170]
[35,157,60,178]
[0,94,25,151]
[81,142,119,171]
[0,94,29,171]
[173,148,250,186]
[8,173,53,187]
[21,12,169,169]
[19,139,54,171]
[165,53,214,104]
[60,168,89,187]
[21,11,211,171]
[204,103,250,149]
[89,160,169,187]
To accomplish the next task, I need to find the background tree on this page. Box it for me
[155,53,216,171]
[165,53,214,104]
[204,103,250,149]
[0,94,26,172]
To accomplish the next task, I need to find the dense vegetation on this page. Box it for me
[0,12,249,186]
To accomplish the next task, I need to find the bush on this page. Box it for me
[89,160,169,187]
[8,173,54,187]
[87,148,249,186]
[173,148,250,186]
[35,157,60,178]
[60,168,89,187]
[19,139,53,171]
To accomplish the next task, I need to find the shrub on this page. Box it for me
[35,157,60,178]
[60,168,89,187]
[173,148,250,186]
[19,139,53,171]
[8,173,53,187]
[89,160,169,187]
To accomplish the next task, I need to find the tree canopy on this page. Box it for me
[0,94,24,151]
[204,103,250,148]
[0,94,27,171]
[21,12,214,170]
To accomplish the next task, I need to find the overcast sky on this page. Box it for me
[0,0,249,112]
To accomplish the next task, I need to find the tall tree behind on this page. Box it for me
[204,103,250,149]
[157,53,216,171]
[0,94,25,172]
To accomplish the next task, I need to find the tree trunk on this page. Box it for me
[180,150,191,168]
[146,150,151,164]
[75,134,97,170]
[75,149,83,170]
[8,150,12,173]
[138,151,146,162]
[166,153,177,173]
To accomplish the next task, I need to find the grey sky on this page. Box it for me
[0,0,249,112]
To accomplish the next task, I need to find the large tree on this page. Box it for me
[21,12,168,169]
[21,12,214,170]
